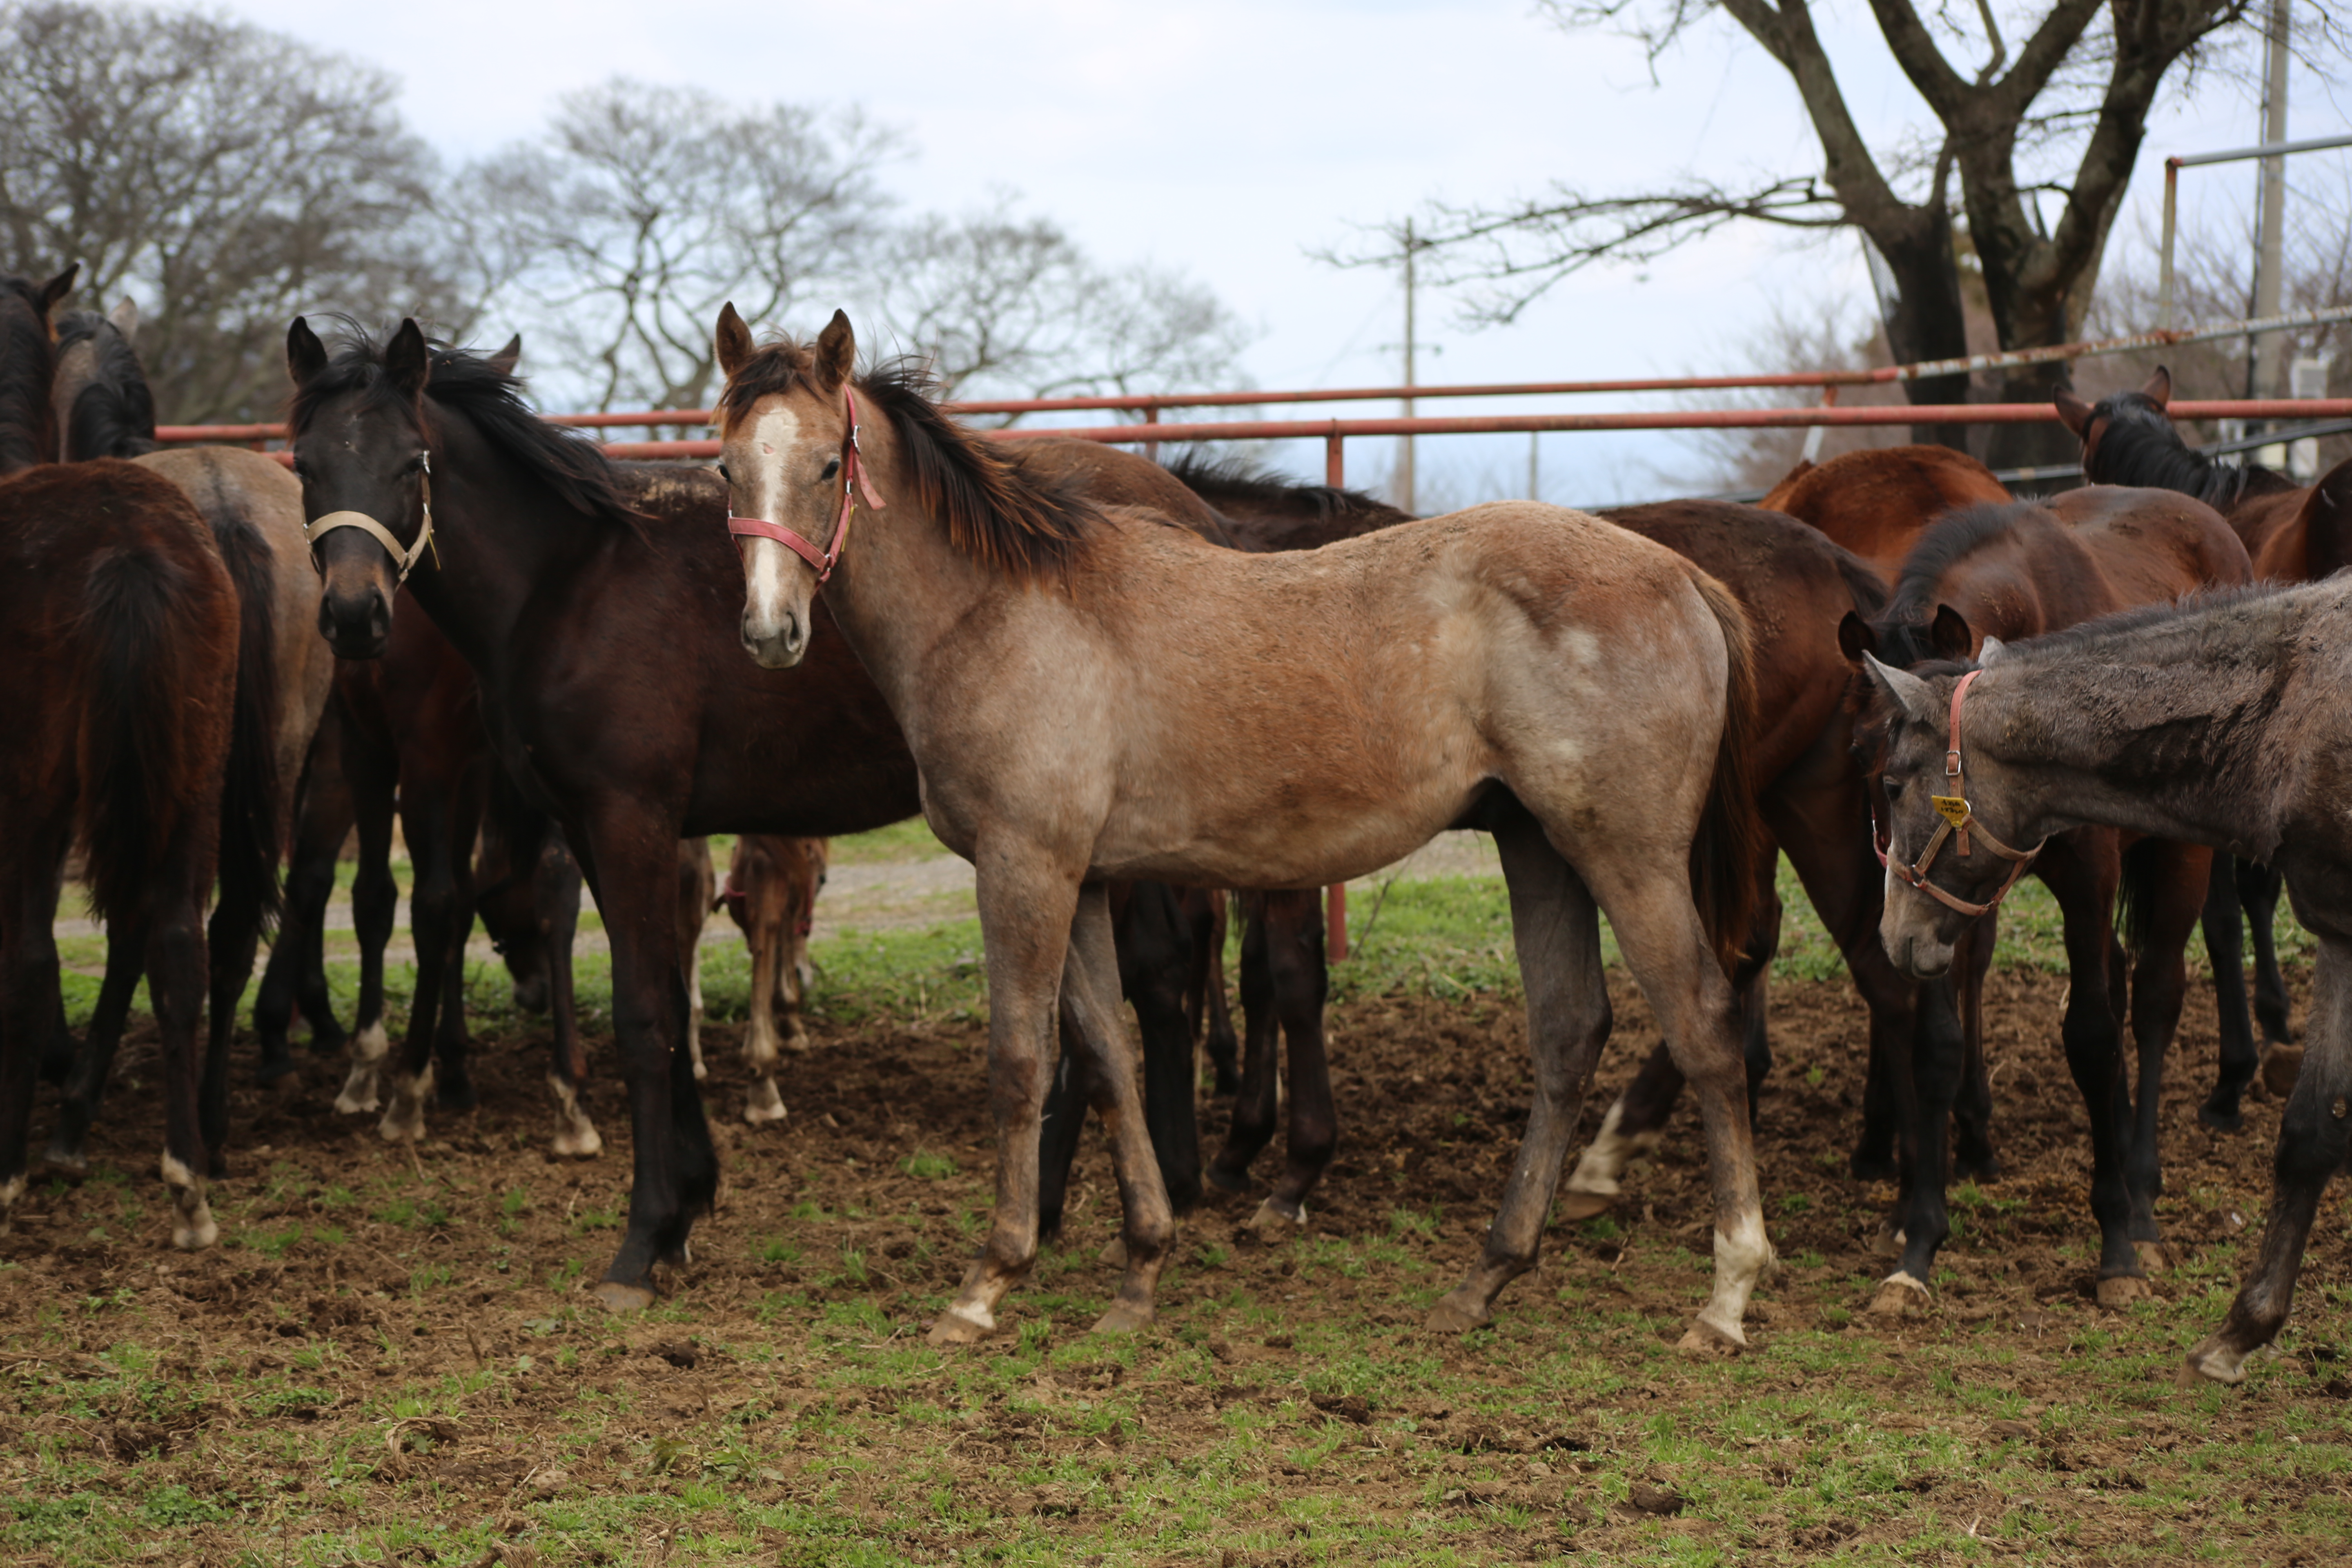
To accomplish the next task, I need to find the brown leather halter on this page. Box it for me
[1875,669,2045,918]
[726,386,885,586]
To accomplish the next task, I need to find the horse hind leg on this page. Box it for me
[1261,888,1335,1237]
[336,744,397,1115]
[2242,857,2296,1051]
[537,834,599,1159]
[738,895,788,1125]
[2187,932,2352,1385]
[1206,894,1280,1194]
[2200,851,2260,1131]
[2120,843,2209,1274]
[42,928,146,1177]
[1429,806,1613,1334]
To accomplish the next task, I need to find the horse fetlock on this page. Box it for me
[2133,1238,2175,1274]
[928,1299,999,1345]
[2181,1332,2260,1386]
[1872,1221,1908,1258]
[335,1022,390,1114]
[1676,1316,1748,1357]
[160,1152,218,1251]
[1091,1297,1154,1335]
[1867,1272,1933,1318]
[41,1137,89,1179]
[1560,1100,1654,1216]
[1245,1198,1307,1242]
[546,1074,604,1159]
[1425,1285,1496,1335]
[742,1076,788,1125]
[378,1062,434,1144]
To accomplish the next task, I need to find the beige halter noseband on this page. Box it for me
[304,453,438,587]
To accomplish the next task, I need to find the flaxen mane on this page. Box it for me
[720,340,1094,581]
[288,323,647,535]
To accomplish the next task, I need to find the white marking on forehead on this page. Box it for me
[753,404,800,460]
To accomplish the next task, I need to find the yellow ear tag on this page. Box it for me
[1931,795,1971,829]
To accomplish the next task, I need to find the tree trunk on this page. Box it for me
[1863,205,1975,451]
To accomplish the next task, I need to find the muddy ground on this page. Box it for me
[4,964,2350,1564]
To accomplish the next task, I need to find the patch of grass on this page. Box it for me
[900,1149,959,1180]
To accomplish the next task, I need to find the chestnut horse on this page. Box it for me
[1841,488,2250,1307]
[2059,366,2352,1069]
[717,308,1771,1350]
[2,269,247,1247]
[1761,444,2012,584]
[1860,577,2352,1384]
[716,836,830,1083]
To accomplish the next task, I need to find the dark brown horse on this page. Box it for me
[1862,577,2352,1383]
[2059,366,2352,1068]
[1841,488,2251,1307]
[2,270,248,1249]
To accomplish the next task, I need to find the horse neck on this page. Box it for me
[817,418,1011,712]
[402,412,601,674]
[1969,646,2287,858]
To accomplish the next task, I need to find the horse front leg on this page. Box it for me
[534,829,598,1158]
[2121,842,2209,1272]
[589,819,714,1310]
[336,727,399,1116]
[1206,893,1280,1194]
[2241,857,2296,1055]
[2,856,70,1236]
[930,854,1081,1345]
[2038,840,2143,1305]
[2187,931,2352,1385]
[1114,882,1205,1216]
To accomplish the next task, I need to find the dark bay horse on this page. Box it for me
[1841,489,2251,1308]
[283,318,1243,1307]
[2059,366,2352,1066]
[2,270,247,1248]
[1861,577,2352,1384]
[717,309,1771,1351]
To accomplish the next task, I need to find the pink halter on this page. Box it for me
[1873,669,2045,918]
[727,385,885,586]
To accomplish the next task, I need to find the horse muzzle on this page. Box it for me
[318,579,392,660]
[741,606,808,670]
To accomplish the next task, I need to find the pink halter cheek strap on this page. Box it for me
[1871,668,2045,919]
[726,385,886,587]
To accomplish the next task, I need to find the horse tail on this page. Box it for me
[2114,836,2166,963]
[210,508,287,931]
[1687,568,1768,978]
[74,545,223,928]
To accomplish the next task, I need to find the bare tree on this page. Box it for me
[869,203,1251,416]
[0,1,462,423]
[1336,2,2342,464]
[465,79,900,412]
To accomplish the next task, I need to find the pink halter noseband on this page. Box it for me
[727,385,885,586]
[1873,669,2045,919]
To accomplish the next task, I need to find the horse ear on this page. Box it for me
[488,335,522,376]
[1931,604,1975,662]
[2054,389,2093,437]
[1837,610,1879,667]
[36,263,78,319]
[715,302,755,380]
[814,309,855,391]
[286,316,329,388]
[1977,635,2008,668]
[2141,365,2172,409]
[108,298,138,345]
[1862,653,1936,726]
[385,318,431,402]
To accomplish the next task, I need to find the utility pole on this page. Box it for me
[1399,218,1418,514]
[2250,0,2292,411]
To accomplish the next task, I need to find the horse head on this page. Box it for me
[285,315,437,659]
[2055,365,2175,485]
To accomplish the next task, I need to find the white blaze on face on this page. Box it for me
[738,403,805,645]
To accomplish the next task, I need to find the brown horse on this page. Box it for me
[1861,577,2352,1383]
[1761,444,2013,583]
[1840,488,2250,1307]
[2059,366,2352,1066]
[2,270,247,1247]
[716,308,1771,1351]
[716,836,830,1089]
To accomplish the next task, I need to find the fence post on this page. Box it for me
[1324,429,1349,962]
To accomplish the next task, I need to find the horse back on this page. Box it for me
[1763,444,2010,583]
[2049,485,2253,600]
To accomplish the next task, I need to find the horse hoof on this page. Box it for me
[2197,1101,2246,1134]
[1849,1150,1899,1184]
[1871,1223,1907,1259]
[588,1280,656,1313]
[1555,1189,1616,1223]
[1675,1319,1746,1358]
[927,1304,997,1346]
[742,1081,788,1125]
[41,1145,88,1181]
[550,1129,604,1160]
[2181,1334,2252,1387]
[1424,1292,1492,1335]
[1091,1301,1152,1335]
[333,1085,381,1116]
[1245,1199,1305,1243]
[1952,1154,2003,1184]
[1203,1163,1252,1196]
[2134,1239,2174,1274]
[1867,1273,1932,1318]
[2096,1274,2152,1310]
[2260,1044,2305,1100]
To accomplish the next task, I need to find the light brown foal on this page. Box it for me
[712,307,1775,1351]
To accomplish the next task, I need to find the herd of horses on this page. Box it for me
[4,261,2351,1388]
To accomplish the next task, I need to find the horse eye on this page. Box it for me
[716,463,731,483]
[820,459,841,482]
[1884,777,1904,800]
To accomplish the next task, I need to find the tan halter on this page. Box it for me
[1875,669,2045,918]
[305,453,439,587]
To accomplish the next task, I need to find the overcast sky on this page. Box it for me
[214,0,2349,502]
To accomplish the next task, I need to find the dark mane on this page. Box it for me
[721,339,1094,581]
[287,323,647,535]
[1874,501,2044,666]
[1163,449,1410,527]
[2085,391,2301,509]
[0,274,59,474]
[55,308,157,460]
